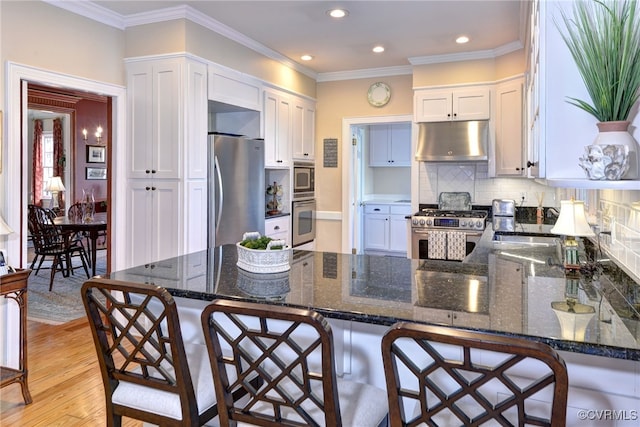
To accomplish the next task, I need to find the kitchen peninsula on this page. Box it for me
[110,230,640,421]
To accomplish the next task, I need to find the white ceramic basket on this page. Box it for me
[236,232,291,273]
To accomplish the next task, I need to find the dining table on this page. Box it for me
[53,212,107,276]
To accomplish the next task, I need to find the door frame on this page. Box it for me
[340,114,417,254]
[5,62,127,271]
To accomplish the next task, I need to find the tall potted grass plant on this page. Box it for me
[557,0,640,179]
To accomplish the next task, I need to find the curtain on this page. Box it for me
[53,118,64,209]
[32,119,43,206]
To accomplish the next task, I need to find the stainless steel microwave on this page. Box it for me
[293,161,315,199]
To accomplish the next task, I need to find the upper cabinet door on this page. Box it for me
[453,89,491,120]
[414,91,452,122]
[494,79,525,177]
[292,98,316,161]
[263,88,291,168]
[127,59,182,179]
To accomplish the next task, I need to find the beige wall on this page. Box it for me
[413,48,526,87]
[1,1,126,88]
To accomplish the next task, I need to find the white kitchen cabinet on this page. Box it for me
[127,59,182,179]
[292,98,316,161]
[127,180,181,268]
[364,204,411,255]
[263,88,292,168]
[208,63,262,112]
[414,88,490,122]
[265,215,290,246]
[368,123,411,167]
[494,78,525,177]
[125,56,208,266]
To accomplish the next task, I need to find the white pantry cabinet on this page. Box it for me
[494,78,525,177]
[292,98,316,161]
[363,204,411,255]
[414,87,490,122]
[263,88,292,168]
[368,123,411,167]
[125,55,208,266]
[127,180,181,268]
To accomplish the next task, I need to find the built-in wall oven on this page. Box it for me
[292,198,316,247]
[411,209,486,260]
[293,161,315,200]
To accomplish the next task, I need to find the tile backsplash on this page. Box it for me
[418,162,557,207]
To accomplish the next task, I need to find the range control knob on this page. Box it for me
[476,220,484,228]
[420,219,426,226]
[460,220,467,227]
[426,219,432,226]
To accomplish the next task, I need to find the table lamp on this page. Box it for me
[45,176,66,209]
[550,199,595,270]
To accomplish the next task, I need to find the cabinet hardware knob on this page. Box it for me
[152,170,156,174]
[277,160,282,163]
[144,264,150,268]
[145,170,151,174]
[145,186,151,191]
[303,262,308,266]
[151,187,156,191]
[274,226,280,230]
[527,160,537,168]
[447,113,451,117]
[374,208,380,211]
[453,113,457,117]
[516,167,521,171]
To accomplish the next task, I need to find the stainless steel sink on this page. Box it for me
[492,234,558,246]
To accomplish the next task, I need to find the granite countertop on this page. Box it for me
[110,230,640,361]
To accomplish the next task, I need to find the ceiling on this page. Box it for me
[80,1,528,79]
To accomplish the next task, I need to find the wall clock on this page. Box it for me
[367,82,391,107]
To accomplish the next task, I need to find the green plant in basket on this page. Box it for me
[240,235,283,250]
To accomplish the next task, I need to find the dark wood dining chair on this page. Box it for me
[67,202,107,264]
[201,299,389,427]
[27,204,90,291]
[81,278,219,427]
[382,322,569,427]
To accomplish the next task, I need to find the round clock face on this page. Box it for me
[367,82,391,107]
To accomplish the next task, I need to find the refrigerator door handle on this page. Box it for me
[214,155,224,235]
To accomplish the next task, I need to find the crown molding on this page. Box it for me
[42,0,126,30]
[409,40,523,66]
[316,65,413,83]
[43,1,318,80]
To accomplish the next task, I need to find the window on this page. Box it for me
[41,131,54,200]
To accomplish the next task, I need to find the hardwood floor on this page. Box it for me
[0,318,142,426]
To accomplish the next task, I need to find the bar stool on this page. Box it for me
[382,322,569,427]
[201,299,389,427]
[81,278,219,426]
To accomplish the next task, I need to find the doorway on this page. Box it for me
[340,115,417,254]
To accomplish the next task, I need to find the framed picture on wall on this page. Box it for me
[87,145,106,163]
[86,167,107,180]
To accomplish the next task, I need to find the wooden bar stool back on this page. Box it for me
[201,299,389,427]
[81,278,218,427]
[382,322,569,427]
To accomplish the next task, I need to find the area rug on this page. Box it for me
[27,252,106,324]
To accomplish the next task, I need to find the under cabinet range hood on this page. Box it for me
[415,120,489,162]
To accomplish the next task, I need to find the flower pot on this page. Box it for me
[593,121,639,179]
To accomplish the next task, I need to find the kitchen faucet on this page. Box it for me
[547,207,560,219]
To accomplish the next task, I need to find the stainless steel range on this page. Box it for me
[411,209,488,260]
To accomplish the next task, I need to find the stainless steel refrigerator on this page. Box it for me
[208,132,265,247]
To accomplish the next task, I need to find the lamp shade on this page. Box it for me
[45,176,66,192]
[0,215,13,236]
[550,200,595,237]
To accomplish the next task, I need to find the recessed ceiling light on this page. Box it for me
[372,45,385,53]
[456,36,470,44]
[327,8,348,18]
[301,54,313,61]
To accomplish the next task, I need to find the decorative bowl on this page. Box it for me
[236,232,291,273]
[578,144,629,180]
